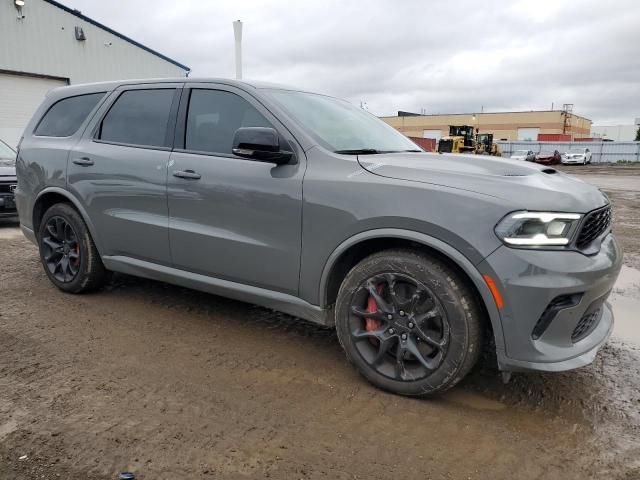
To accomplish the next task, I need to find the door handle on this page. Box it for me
[72,157,94,166]
[173,169,201,180]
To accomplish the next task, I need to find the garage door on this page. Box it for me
[422,129,442,141]
[0,72,68,148]
[517,127,540,141]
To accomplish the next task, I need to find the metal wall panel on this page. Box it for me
[0,1,188,84]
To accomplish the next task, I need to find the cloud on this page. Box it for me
[65,0,640,124]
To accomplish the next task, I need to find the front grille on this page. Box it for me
[576,205,612,250]
[571,309,601,343]
[0,181,17,194]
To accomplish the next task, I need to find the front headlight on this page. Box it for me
[495,212,582,247]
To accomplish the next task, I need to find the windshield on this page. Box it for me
[264,89,419,153]
[0,139,16,166]
[567,148,584,154]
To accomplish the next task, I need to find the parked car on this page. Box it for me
[562,147,592,165]
[510,149,535,161]
[15,79,621,396]
[0,138,17,219]
[531,150,562,165]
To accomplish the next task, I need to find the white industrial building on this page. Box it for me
[591,119,640,142]
[0,0,189,147]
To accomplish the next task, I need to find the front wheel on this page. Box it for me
[38,203,109,293]
[335,249,483,396]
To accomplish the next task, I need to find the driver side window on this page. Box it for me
[185,89,273,155]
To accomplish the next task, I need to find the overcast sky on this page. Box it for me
[65,0,639,124]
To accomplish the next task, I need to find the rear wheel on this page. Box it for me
[335,249,483,396]
[38,203,109,293]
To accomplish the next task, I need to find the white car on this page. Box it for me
[562,147,592,165]
[510,149,535,161]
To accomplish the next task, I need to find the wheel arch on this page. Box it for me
[319,229,505,351]
[33,187,104,255]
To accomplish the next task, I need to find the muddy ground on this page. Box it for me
[1,165,639,479]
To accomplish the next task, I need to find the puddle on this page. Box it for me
[610,265,640,344]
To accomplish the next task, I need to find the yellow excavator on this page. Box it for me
[475,133,501,156]
[437,126,501,156]
[437,125,476,154]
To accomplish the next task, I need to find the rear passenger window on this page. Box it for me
[185,89,272,155]
[34,92,105,137]
[98,89,175,148]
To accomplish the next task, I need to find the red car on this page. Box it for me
[529,150,562,165]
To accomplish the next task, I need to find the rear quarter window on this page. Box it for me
[97,89,175,148]
[34,92,106,137]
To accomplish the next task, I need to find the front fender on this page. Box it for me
[318,228,505,352]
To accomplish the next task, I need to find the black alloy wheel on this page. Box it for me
[335,249,483,396]
[348,273,450,381]
[38,203,109,293]
[41,215,81,283]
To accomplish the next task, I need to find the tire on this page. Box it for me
[335,249,483,396]
[37,203,109,293]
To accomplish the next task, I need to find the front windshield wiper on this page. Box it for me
[334,148,382,155]
[334,148,423,155]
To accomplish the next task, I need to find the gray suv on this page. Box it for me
[15,79,622,396]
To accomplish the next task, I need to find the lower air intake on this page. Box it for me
[571,309,601,343]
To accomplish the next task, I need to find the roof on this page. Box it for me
[382,110,592,123]
[45,77,304,99]
[44,0,190,72]
[58,77,300,91]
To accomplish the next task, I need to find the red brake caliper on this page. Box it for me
[365,284,384,332]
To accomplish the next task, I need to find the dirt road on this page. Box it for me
[1,166,639,479]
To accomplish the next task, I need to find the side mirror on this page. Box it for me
[232,127,292,165]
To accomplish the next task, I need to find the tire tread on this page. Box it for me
[335,248,484,396]
[38,203,108,293]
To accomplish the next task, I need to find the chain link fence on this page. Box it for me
[497,141,640,163]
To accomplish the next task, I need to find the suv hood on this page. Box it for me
[358,152,608,213]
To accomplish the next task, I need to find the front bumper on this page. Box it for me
[480,233,622,372]
[0,194,17,218]
[562,157,586,164]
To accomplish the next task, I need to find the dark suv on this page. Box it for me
[0,138,17,218]
[15,79,621,396]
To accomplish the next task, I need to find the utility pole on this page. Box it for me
[233,20,243,80]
